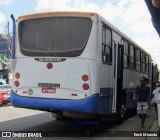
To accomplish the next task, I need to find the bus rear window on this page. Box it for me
[18,17,92,57]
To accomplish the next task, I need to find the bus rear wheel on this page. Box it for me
[55,112,70,121]
[117,105,126,124]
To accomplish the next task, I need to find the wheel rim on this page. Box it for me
[120,105,125,119]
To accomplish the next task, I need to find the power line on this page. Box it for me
[97,0,125,13]
[106,0,125,7]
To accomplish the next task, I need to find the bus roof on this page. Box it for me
[17,11,97,22]
[17,11,150,57]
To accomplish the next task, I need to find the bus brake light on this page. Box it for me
[83,83,89,90]
[15,81,20,87]
[47,63,53,69]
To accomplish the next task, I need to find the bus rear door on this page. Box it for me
[113,42,125,123]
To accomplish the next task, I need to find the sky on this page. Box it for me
[0,0,160,68]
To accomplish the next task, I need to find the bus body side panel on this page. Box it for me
[11,58,92,100]
[98,64,113,115]
[11,58,113,115]
[10,58,106,114]
[98,87,113,115]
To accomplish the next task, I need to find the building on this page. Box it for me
[0,34,11,84]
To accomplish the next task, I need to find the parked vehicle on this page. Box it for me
[0,85,11,106]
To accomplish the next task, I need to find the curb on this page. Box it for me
[149,120,159,131]
[147,120,159,140]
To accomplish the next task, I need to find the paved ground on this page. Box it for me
[0,104,159,140]
[0,104,44,122]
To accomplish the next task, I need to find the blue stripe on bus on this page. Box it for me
[11,91,99,114]
[98,88,113,115]
[100,88,113,95]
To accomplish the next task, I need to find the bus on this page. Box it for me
[10,11,158,123]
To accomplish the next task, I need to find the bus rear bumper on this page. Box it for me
[11,91,98,114]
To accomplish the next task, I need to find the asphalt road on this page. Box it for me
[0,104,158,140]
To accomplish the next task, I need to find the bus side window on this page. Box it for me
[145,55,149,73]
[129,45,135,70]
[102,26,112,64]
[136,49,140,71]
[123,41,128,68]
[140,52,145,73]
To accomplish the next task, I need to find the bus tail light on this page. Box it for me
[47,63,53,69]
[82,74,89,81]
[83,83,89,90]
[15,73,20,79]
[15,81,20,87]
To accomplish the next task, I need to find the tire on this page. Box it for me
[117,105,125,124]
[56,112,70,121]
[133,106,137,115]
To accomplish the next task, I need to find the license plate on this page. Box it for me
[41,88,56,93]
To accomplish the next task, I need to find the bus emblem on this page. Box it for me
[35,58,66,62]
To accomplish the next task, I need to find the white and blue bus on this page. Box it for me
[10,12,158,122]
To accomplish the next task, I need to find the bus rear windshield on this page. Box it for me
[18,17,92,57]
